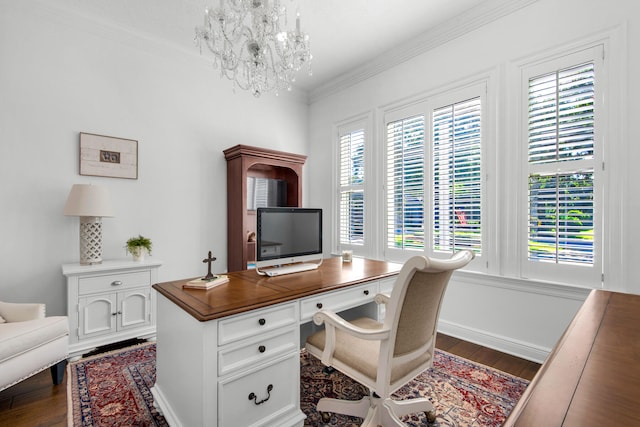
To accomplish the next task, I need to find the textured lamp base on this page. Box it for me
[79,216,103,265]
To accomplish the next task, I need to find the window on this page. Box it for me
[433,97,482,254]
[384,84,485,262]
[522,46,603,285]
[338,126,365,246]
[386,114,425,251]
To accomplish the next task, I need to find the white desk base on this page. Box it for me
[152,276,395,427]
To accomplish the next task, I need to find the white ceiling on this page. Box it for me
[56,0,506,93]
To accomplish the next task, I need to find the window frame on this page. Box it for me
[382,83,488,272]
[518,45,605,287]
[334,115,372,258]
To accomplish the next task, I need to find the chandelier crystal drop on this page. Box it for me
[194,0,312,97]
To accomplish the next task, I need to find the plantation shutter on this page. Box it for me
[339,129,365,245]
[386,114,425,250]
[432,97,482,254]
[527,62,595,265]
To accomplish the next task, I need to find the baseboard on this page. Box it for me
[438,320,550,364]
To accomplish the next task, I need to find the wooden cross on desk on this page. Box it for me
[202,251,216,281]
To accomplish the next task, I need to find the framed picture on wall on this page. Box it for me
[79,132,138,179]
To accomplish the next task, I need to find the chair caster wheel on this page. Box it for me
[322,366,336,375]
[426,410,437,424]
[320,411,331,423]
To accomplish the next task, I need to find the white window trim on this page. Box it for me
[506,27,627,290]
[328,28,626,292]
[333,112,374,258]
[379,78,491,273]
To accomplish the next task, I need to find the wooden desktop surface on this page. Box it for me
[505,289,640,426]
[153,257,401,322]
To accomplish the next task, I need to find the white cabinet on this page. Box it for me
[63,259,162,358]
[217,304,302,427]
[152,296,305,427]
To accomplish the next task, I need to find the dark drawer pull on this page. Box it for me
[248,384,273,405]
[111,280,123,286]
[363,290,369,295]
[258,318,266,326]
[316,303,323,309]
[258,345,266,353]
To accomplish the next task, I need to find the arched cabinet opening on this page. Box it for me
[224,145,306,272]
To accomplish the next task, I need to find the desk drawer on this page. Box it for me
[379,277,396,295]
[219,327,298,376]
[218,352,299,427]
[300,282,378,322]
[218,302,297,346]
[78,271,151,295]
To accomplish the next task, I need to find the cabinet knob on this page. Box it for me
[363,290,370,295]
[258,345,266,353]
[258,318,266,326]
[111,280,123,286]
[316,303,323,309]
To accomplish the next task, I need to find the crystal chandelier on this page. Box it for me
[194,0,312,97]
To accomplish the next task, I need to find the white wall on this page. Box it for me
[3,0,636,363]
[308,0,638,362]
[0,1,309,316]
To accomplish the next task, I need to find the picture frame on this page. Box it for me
[79,132,138,179]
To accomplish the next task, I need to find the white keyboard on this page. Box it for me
[264,263,319,277]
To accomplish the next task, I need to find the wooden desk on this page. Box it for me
[505,290,640,426]
[151,257,401,427]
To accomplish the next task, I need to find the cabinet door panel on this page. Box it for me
[119,290,150,330]
[79,294,117,338]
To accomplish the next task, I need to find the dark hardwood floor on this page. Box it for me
[435,334,541,381]
[0,334,540,427]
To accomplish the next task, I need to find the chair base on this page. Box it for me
[317,394,435,427]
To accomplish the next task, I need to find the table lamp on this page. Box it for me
[64,184,114,265]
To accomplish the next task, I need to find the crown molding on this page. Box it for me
[308,0,539,104]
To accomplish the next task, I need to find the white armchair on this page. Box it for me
[305,251,474,426]
[0,301,69,392]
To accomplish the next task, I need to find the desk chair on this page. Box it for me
[305,251,474,426]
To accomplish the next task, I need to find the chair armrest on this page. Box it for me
[374,293,390,305]
[313,310,390,340]
[312,310,390,366]
[0,301,45,322]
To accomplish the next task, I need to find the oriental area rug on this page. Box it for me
[67,343,528,427]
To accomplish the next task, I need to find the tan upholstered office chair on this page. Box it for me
[305,250,474,426]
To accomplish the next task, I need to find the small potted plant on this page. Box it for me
[125,235,152,262]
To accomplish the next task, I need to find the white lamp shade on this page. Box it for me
[63,184,114,217]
